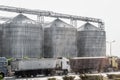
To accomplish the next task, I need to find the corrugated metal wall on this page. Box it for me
[2,14,43,58]
[0,24,2,56]
[0,14,106,58]
[44,19,77,58]
[77,23,106,57]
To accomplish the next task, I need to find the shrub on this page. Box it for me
[115,78,120,80]
[0,74,3,80]
[63,76,75,80]
[107,74,120,79]
[80,74,104,80]
[48,77,56,80]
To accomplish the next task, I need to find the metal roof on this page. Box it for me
[78,23,100,31]
[44,19,74,28]
[5,14,37,24]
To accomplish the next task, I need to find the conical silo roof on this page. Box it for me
[44,19,74,28]
[78,23,100,31]
[5,14,36,24]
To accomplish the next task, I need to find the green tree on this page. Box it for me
[0,74,4,80]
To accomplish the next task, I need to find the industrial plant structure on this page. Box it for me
[77,23,106,57]
[44,19,77,58]
[2,14,43,58]
[0,5,106,58]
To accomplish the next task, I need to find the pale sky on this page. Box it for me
[0,0,120,56]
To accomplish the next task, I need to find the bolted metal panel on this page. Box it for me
[44,19,77,58]
[0,24,2,56]
[2,14,43,58]
[77,23,106,57]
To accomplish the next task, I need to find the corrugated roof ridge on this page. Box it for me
[5,14,36,23]
[44,19,76,28]
[52,18,74,28]
[77,22,100,31]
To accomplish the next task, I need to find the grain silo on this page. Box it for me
[0,24,2,56]
[44,19,77,58]
[77,23,106,57]
[2,14,43,58]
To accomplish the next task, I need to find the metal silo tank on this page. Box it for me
[77,23,106,57]
[0,24,3,57]
[2,14,43,58]
[44,19,77,58]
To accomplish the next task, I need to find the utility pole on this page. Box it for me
[107,40,115,56]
